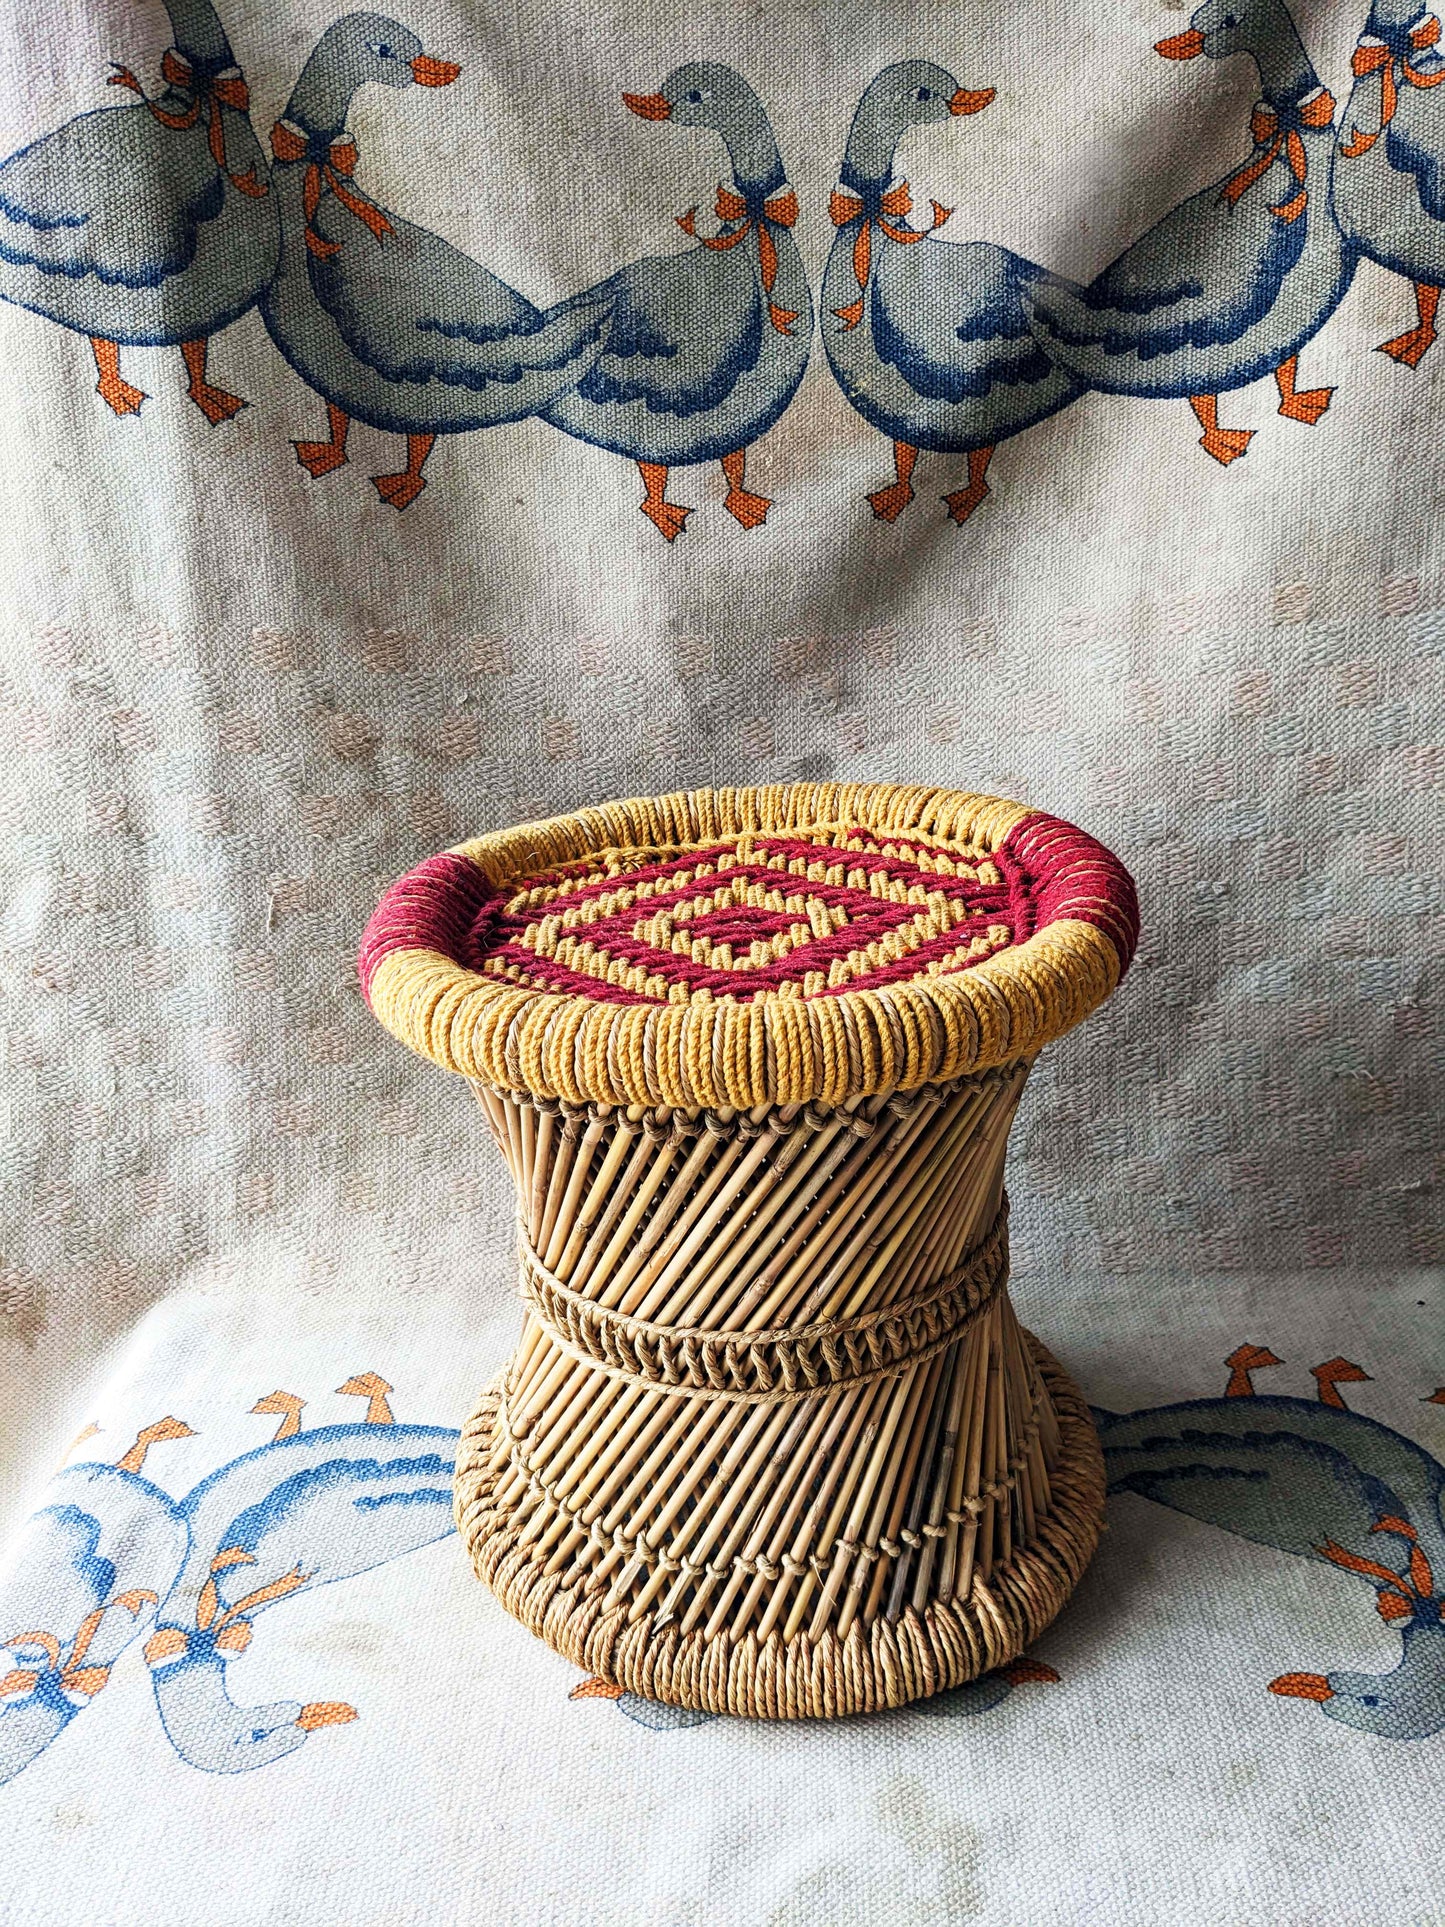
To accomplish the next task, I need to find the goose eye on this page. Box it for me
[916,87,932,101]
[686,89,703,102]
[1361,1694,1379,1706]
[368,40,394,57]
[1221,12,1237,24]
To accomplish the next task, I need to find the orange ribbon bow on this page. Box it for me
[1219,86,1336,223]
[269,119,394,259]
[109,48,267,198]
[1340,13,1445,156]
[677,184,801,335]
[827,180,951,328]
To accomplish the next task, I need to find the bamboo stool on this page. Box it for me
[360,783,1138,1718]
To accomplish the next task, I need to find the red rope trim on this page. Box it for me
[996,812,1140,974]
[357,852,499,1004]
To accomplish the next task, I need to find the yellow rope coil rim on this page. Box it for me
[360,782,1138,1107]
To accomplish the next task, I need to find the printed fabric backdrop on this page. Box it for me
[0,0,1440,1920]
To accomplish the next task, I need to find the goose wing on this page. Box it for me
[871,239,1069,402]
[174,1423,457,1618]
[308,198,602,388]
[1099,1397,1445,1582]
[1028,182,1306,360]
[567,241,764,417]
[0,102,223,286]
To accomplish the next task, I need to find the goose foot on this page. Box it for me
[372,470,427,510]
[189,383,245,425]
[1378,283,1439,367]
[638,462,690,542]
[1190,395,1252,466]
[723,487,770,529]
[293,402,350,480]
[1198,427,1253,465]
[720,451,771,529]
[372,433,434,511]
[867,440,918,522]
[90,338,145,417]
[181,340,245,425]
[1274,356,1332,425]
[943,446,994,526]
[1277,388,1332,425]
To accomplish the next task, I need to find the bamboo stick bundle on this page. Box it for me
[365,783,1136,1716]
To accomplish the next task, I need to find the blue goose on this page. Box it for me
[1333,0,1445,366]
[541,64,811,542]
[0,0,277,422]
[822,61,1079,526]
[261,13,606,511]
[1026,0,1354,465]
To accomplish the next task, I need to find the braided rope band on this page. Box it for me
[517,1201,1009,1403]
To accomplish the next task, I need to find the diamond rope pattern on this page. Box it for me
[468,829,1028,1004]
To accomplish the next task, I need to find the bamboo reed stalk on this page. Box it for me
[462,1062,1081,1655]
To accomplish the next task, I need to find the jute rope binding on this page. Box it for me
[517,1203,1009,1401]
[363,786,1137,1719]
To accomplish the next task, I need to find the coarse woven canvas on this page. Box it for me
[0,0,1439,1920]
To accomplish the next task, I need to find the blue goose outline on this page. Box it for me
[0,1377,460,1786]
[143,1374,457,1773]
[0,1419,194,1788]
[0,0,277,423]
[1332,0,1445,366]
[1097,1349,1445,1741]
[540,62,813,543]
[821,60,1084,528]
[1024,0,1356,466]
[259,12,608,512]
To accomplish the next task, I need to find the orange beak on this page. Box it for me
[411,54,461,87]
[950,86,996,115]
[1155,28,1206,58]
[623,91,672,120]
[1269,1671,1334,1702]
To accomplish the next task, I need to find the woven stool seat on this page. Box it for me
[361,783,1138,1718]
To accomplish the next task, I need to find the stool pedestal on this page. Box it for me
[361,784,1137,1718]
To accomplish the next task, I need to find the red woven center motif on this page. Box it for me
[467,831,1031,1005]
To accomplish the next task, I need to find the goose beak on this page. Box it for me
[1268,1671,1334,1702]
[623,91,673,120]
[411,55,461,87]
[1155,29,1206,58]
[949,87,996,116]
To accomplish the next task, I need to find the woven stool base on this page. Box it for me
[454,1335,1104,1720]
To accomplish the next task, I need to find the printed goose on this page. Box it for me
[1333,0,1445,366]
[541,64,812,542]
[1026,0,1355,465]
[260,13,606,511]
[1099,1368,1445,1741]
[0,0,277,422]
[822,61,1080,527]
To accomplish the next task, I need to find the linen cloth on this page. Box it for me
[0,0,1440,1920]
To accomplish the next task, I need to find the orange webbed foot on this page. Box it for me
[641,497,690,542]
[1277,385,1333,425]
[723,485,771,530]
[372,470,428,511]
[867,478,914,522]
[293,439,348,479]
[188,380,246,426]
[96,372,146,418]
[943,481,989,526]
[1378,324,1437,368]
[1199,426,1253,466]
